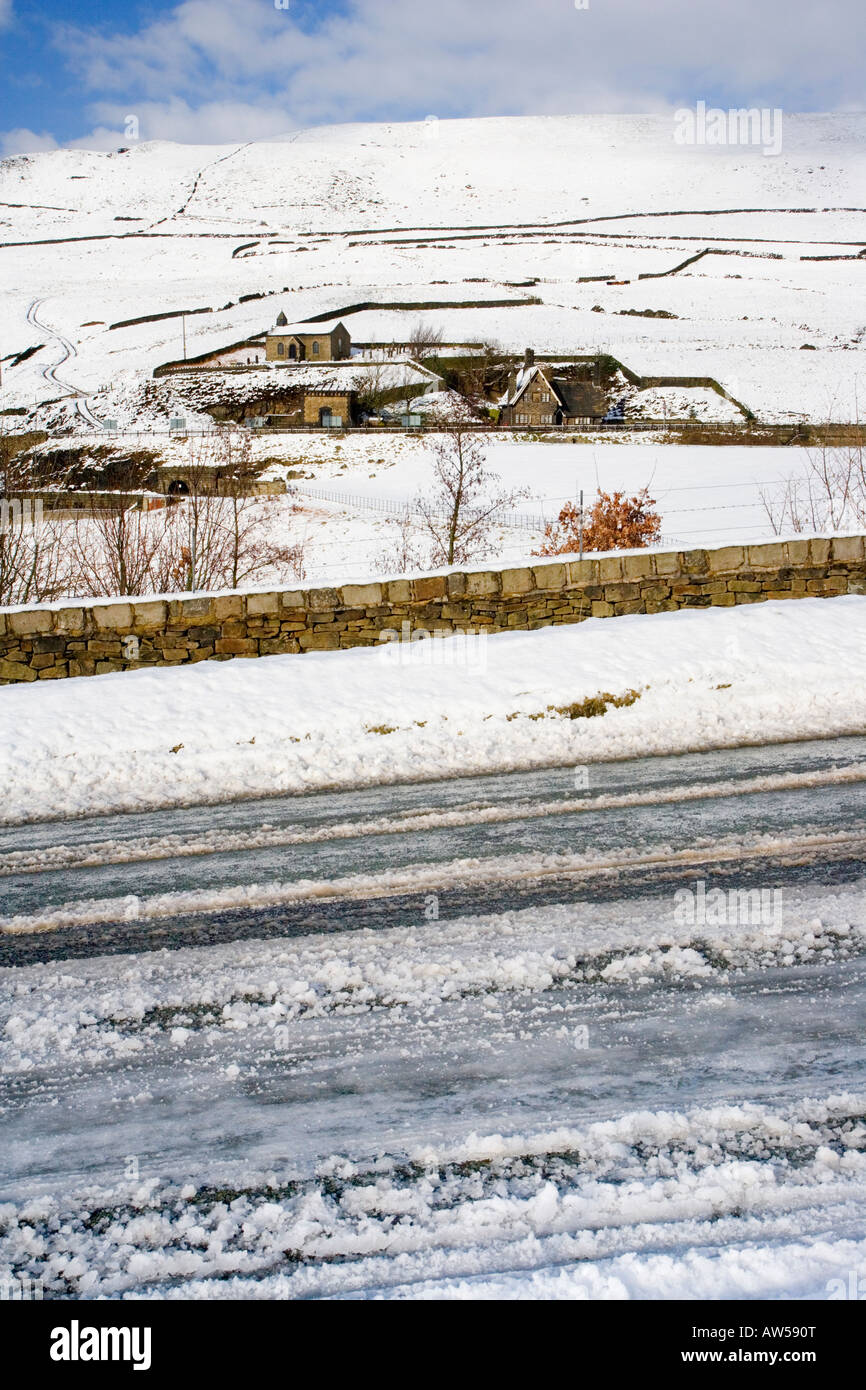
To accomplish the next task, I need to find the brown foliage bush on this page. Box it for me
[535,488,661,555]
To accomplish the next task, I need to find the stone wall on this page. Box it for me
[1,536,864,685]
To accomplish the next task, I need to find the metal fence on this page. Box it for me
[32,419,819,445]
[297,485,552,532]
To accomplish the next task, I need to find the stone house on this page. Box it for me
[302,391,354,426]
[500,350,608,427]
[266,315,352,363]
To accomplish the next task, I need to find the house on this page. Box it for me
[499,350,608,427]
[266,314,352,363]
[302,392,354,426]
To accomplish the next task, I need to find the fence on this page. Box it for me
[297,484,551,532]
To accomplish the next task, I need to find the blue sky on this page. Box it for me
[1,0,863,155]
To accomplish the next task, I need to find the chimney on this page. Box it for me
[523,347,535,369]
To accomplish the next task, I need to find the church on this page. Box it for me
[265,313,352,363]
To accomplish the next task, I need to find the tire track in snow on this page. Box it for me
[25,297,102,427]
[4,763,866,878]
[3,826,865,938]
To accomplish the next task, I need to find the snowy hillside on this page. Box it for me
[1,113,865,423]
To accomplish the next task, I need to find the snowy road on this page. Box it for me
[25,297,102,427]
[1,737,864,1299]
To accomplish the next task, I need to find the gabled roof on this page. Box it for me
[505,364,560,408]
[506,364,607,417]
[268,317,349,336]
[555,381,608,418]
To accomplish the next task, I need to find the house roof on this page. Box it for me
[263,361,437,390]
[505,364,554,407]
[268,317,348,337]
[505,364,606,417]
[555,381,608,418]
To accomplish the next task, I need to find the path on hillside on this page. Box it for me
[25,298,102,427]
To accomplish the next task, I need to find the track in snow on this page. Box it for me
[25,297,102,427]
[1,736,864,1299]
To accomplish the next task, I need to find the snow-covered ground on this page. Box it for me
[2,113,865,424]
[1,595,865,826]
[17,433,844,593]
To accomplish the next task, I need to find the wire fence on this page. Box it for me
[297,484,551,532]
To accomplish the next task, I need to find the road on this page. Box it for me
[26,297,102,427]
[1,735,864,1299]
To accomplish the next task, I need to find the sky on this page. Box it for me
[0,0,863,156]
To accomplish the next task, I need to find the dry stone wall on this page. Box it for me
[1,536,864,685]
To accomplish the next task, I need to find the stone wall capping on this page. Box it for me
[9,609,53,636]
[132,601,168,628]
[342,582,384,607]
[831,535,864,563]
[306,587,341,611]
[623,553,655,580]
[247,592,280,617]
[748,541,788,568]
[531,562,566,590]
[465,570,501,597]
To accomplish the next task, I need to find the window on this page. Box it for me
[277,342,284,356]
[312,340,320,355]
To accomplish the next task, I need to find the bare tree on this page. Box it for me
[407,321,444,363]
[0,430,66,605]
[68,495,171,598]
[153,433,311,593]
[759,429,866,534]
[374,511,430,575]
[415,417,529,565]
[355,362,393,420]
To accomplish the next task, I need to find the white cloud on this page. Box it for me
[0,127,59,157]
[74,99,296,148]
[51,0,866,147]
[0,0,13,28]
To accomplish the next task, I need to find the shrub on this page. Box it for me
[534,488,661,555]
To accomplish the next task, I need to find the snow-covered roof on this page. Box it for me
[268,317,348,336]
[503,365,608,417]
[505,364,560,407]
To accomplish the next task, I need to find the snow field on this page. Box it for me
[1,596,865,825]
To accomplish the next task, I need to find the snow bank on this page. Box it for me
[1,595,865,824]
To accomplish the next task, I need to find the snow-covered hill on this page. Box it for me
[1,113,865,423]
